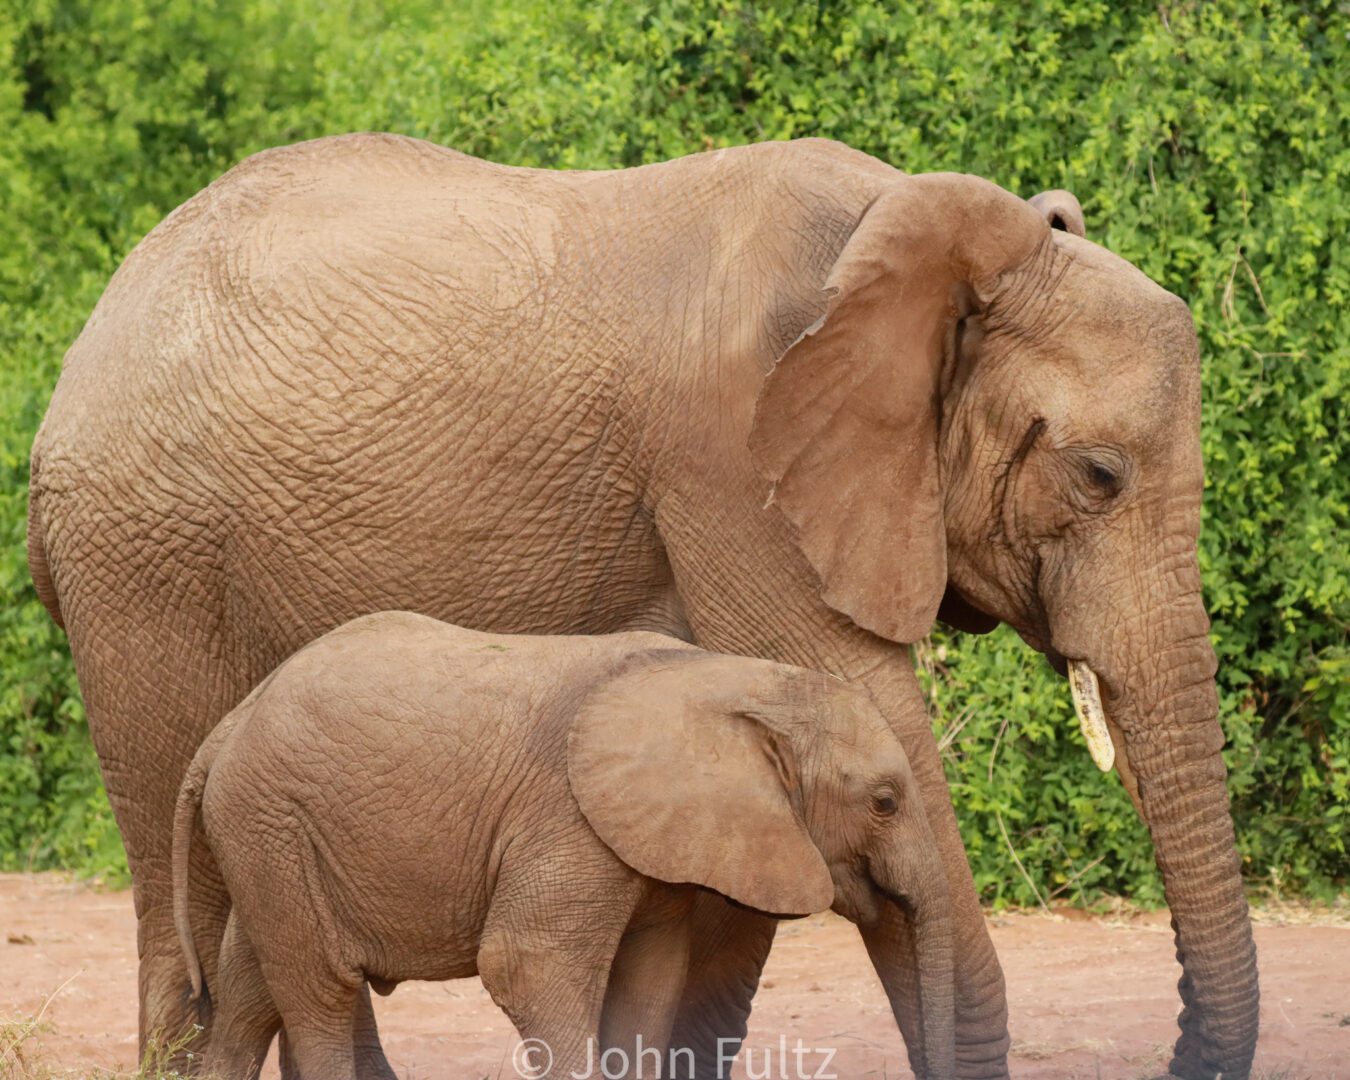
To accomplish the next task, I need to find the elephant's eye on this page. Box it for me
[1083,458,1123,497]
[871,793,898,817]
[1087,462,1117,488]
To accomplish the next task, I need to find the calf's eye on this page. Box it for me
[872,793,898,816]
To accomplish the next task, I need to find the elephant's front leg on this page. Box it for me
[660,509,1011,1079]
[479,932,618,1080]
[854,659,1011,1078]
[599,890,695,1076]
[664,895,777,1079]
[478,851,644,1080]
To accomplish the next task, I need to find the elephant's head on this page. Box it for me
[568,652,955,1080]
[749,173,1256,1078]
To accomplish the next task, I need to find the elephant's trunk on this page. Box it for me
[1112,627,1259,1079]
[1060,544,1258,1079]
[860,842,956,1079]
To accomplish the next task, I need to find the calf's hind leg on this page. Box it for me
[225,827,366,1080]
[277,984,394,1080]
[264,965,361,1080]
[202,913,281,1080]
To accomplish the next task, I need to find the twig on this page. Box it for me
[1221,246,1270,325]
[0,969,82,1066]
[986,714,1010,785]
[1046,856,1108,903]
[1240,252,1270,315]
[937,704,975,754]
[985,714,1051,913]
[995,809,1051,914]
[1221,255,1239,324]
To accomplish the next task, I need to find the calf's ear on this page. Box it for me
[567,653,834,916]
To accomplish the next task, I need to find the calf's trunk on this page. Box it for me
[860,851,956,1079]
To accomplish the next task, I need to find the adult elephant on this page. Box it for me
[28,134,1257,1079]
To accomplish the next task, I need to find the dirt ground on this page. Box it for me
[2,874,1346,1079]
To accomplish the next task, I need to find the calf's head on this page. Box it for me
[568,652,955,1079]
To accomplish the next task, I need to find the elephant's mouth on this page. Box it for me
[855,865,913,927]
[1043,645,1069,678]
[874,881,908,911]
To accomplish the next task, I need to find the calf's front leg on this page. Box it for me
[600,890,696,1077]
[477,853,642,1080]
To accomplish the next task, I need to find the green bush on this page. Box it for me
[1,0,1345,902]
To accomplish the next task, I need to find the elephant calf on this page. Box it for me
[171,611,957,1079]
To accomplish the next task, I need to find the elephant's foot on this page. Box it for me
[137,947,210,1072]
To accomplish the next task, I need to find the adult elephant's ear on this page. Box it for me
[749,173,1047,643]
[1028,188,1085,237]
[567,652,834,916]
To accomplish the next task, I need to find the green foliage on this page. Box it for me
[0,0,1345,901]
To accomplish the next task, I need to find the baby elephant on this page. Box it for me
[172,612,955,1079]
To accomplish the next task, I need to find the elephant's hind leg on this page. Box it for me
[352,984,397,1080]
[277,984,393,1080]
[254,929,362,1080]
[203,913,281,1080]
[60,597,246,1060]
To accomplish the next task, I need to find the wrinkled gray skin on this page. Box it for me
[29,135,1257,1079]
[171,614,956,1080]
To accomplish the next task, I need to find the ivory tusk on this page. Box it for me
[1067,660,1115,772]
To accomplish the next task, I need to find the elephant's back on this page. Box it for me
[30,134,653,642]
[212,613,560,801]
[222,613,697,804]
[265,611,698,735]
[34,132,886,481]
[29,134,886,679]
[39,134,577,453]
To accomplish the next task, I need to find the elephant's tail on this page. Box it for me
[172,713,238,1004]
[26,458,64,630]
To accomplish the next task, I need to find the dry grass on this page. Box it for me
[990,892,1350,930]
[0,1004,204,1080]
[1247,891,1350,928]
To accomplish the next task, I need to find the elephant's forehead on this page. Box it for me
[1043,236,1200,397]
[1051,234,1195,342]
[817,685,902,749]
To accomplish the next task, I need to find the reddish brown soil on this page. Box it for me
[2,873,1346,1078]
